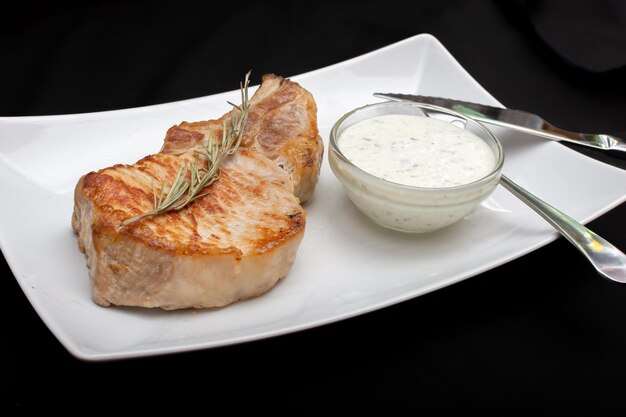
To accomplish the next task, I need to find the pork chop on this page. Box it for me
[162,74,323,203]
[72,75,322,309]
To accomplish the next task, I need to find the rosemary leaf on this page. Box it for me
[120,71,252,229]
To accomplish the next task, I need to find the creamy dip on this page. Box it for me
[330,111,502,233]
[339,115,495,188]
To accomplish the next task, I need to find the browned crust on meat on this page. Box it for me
[160,74,323,203]
[72,74,319,309]
[78,149,305,257]
[246,75,323,203]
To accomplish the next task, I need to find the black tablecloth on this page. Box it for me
[6,1,626,413]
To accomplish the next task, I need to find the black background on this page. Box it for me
[5,1,626,413]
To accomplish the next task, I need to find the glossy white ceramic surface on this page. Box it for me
[2,34,626,360]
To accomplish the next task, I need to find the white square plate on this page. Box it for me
[3,34,626,360]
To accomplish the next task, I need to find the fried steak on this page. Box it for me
[72,74,323,309]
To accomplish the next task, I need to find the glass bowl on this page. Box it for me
[328,101,505,233]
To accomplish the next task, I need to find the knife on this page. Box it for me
[373,93,626,153]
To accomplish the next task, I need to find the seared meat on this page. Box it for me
[72,75,322,309]
[162,74,323,203]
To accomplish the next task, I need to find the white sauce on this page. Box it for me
[330,112,501,232]
[339,115,495,188]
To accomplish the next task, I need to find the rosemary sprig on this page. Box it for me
[120,72,251,229]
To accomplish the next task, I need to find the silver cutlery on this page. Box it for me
[375,93,626,283]
[374,93,626,153]
[500,175,626,283]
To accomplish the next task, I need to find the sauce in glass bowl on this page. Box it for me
[328,101,504,233]
[339,114,496,188]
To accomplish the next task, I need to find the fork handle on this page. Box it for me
[500,174,626,283]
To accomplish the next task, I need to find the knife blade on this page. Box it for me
[373,93,626,153]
